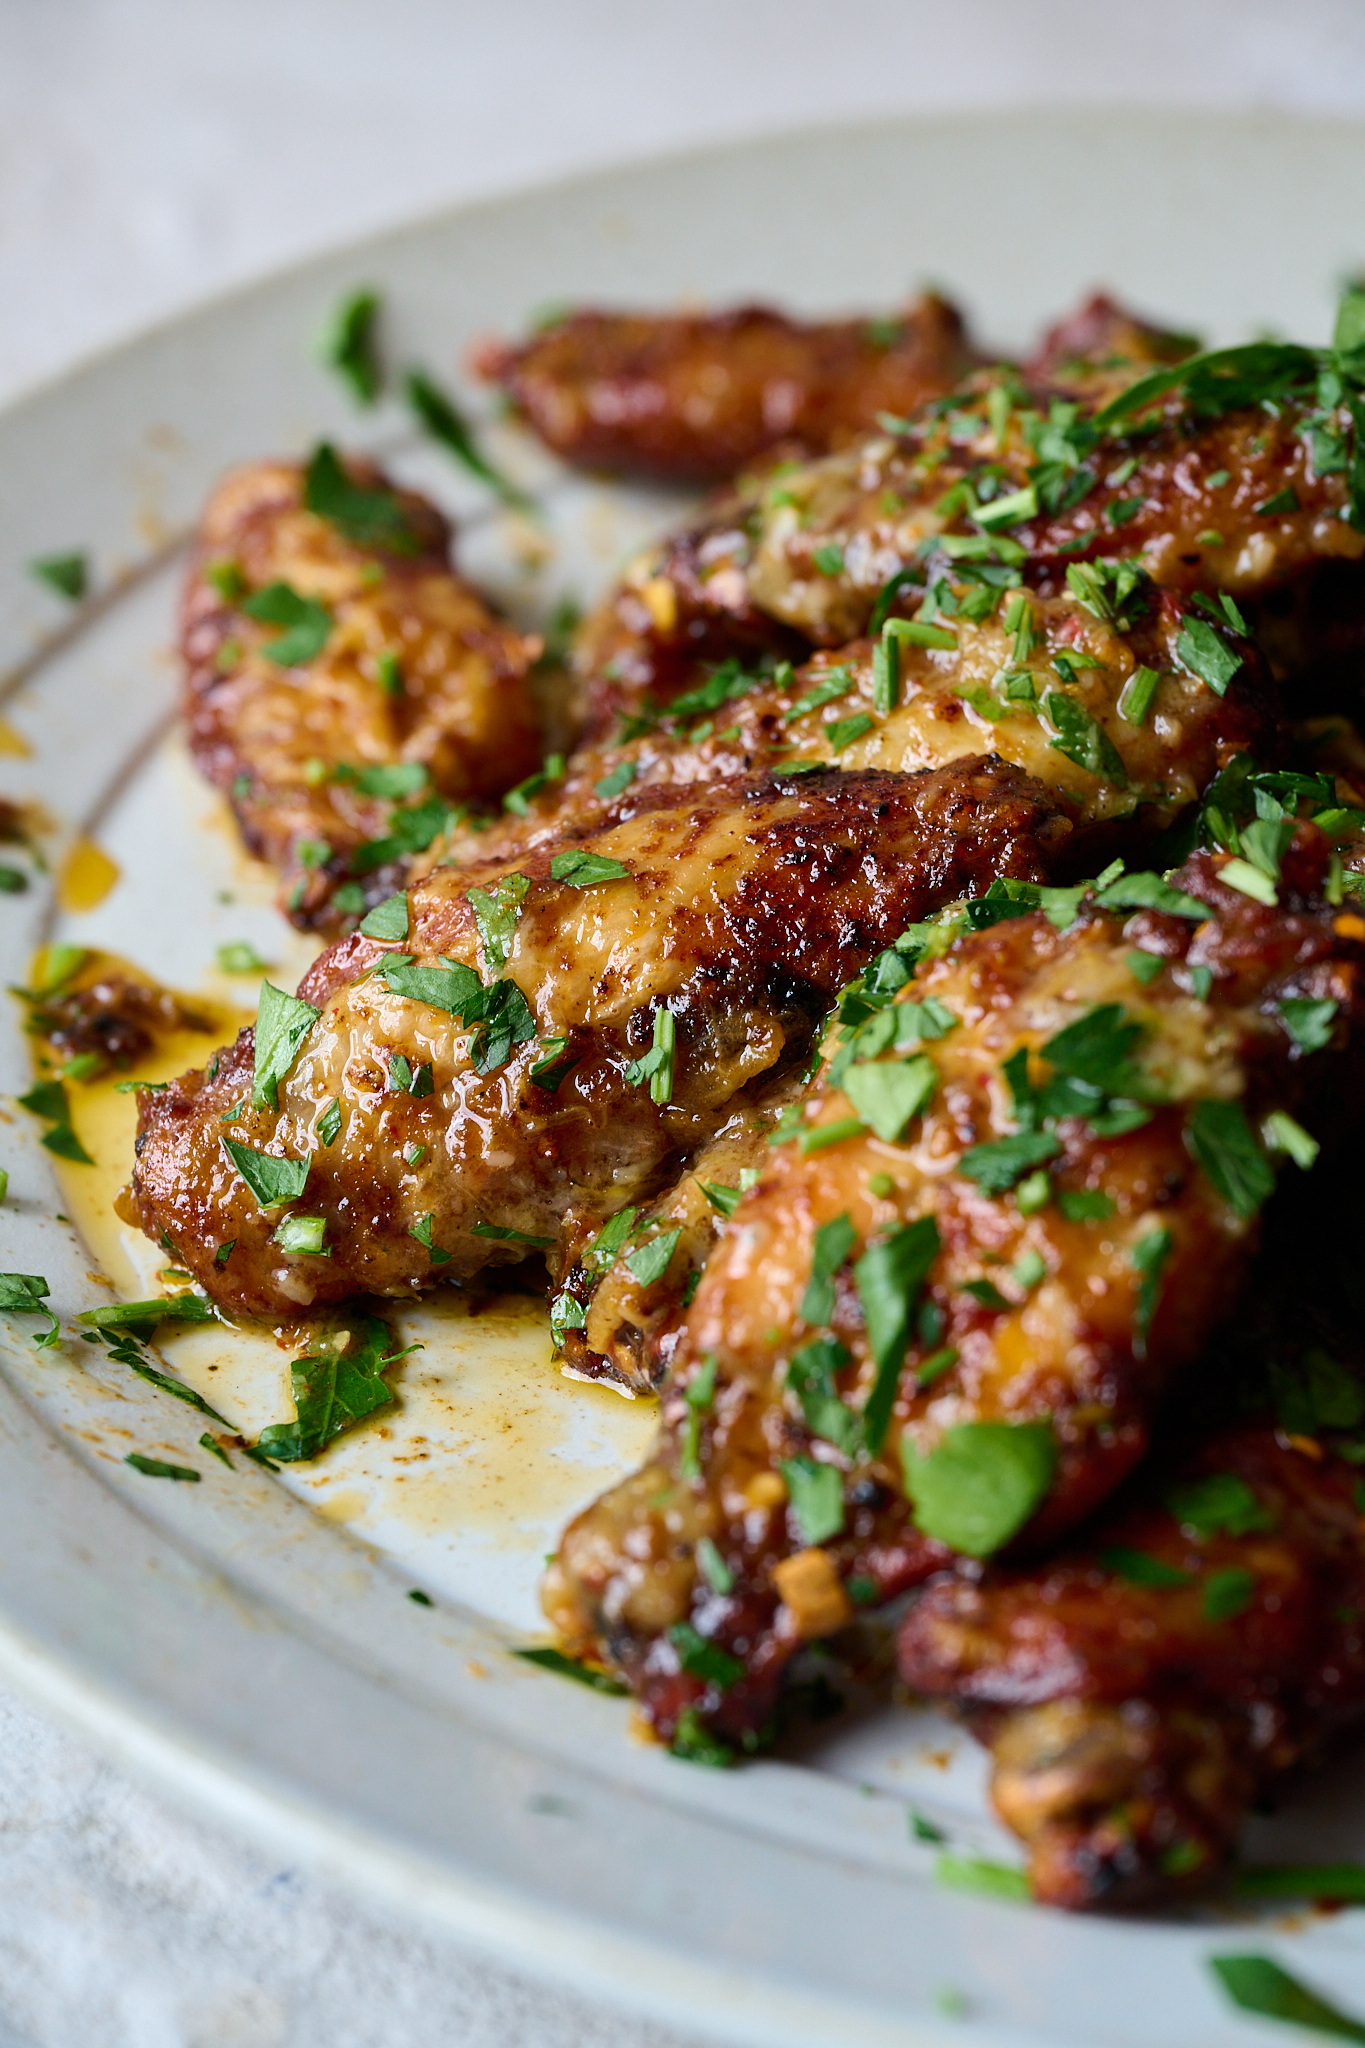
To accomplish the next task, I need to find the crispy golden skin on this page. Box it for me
[121,762,1063,1319]
[576,365,1364,734]
[898,1148,1365,1910]
[471,293,979,483]
[180,457,540,932]
[544,831,1365,1748]
[437,580,1274,879]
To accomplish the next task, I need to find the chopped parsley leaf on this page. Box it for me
[30,552,87,600]
[1209,1952,1365,2039]
[405,366,528,507]
[320,286,382,404]
[257,1313,413,1460]
[470,1220,554,1248]
[842,1053,936,1142]
[550,850,631,887]
[252,981,320,1110]
[302,443,419,552]
[624,1228,682,1288]
[125,1454,199,1482]
[359,892,409,941]
[272,1214,329,1256]
[241,581,333,666]
[1097,1546,1190,1588]
[468,871,530,972]
[856,1217,941,1451]
[780,1456,846,1545]
[408,1213,451,1264]
[801,1213,856,1325]
[0,1273,61,1348]
[1186,1099,1274,1216]
[1204,1567,1257,1620]
[222,1140,309,1207]
[902,1421,1056,1556]
[1166,1471,1274,1538]
[786,1336,860,1455]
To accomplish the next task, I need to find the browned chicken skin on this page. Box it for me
[471,292,980,483]
[123,761,1063,1319]
[898,1148,1365,1909]
[180,454,540,932]
[544,830,1365,1752]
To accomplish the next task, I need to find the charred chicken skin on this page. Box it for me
[544,828,1365,1753]
[471,291,979,484]
[898,1154,1365,1910]
[180,452,539,932]
[122,761,1064,1320]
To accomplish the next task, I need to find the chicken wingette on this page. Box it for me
[898,1153,1365,1910]
[121,761,1064,1319]
[573,300,1365,741]
[544,824,1365,1751]
[180,448,540,931]
[471,291,979,484]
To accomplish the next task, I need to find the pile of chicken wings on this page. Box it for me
[121,280,1365,1908]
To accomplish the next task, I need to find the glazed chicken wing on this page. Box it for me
[471,292,979,484]
[581,338,1365,733]
[180,452,540,931]
[544,827,1365,1750]
[898,1154,1365,1909]
[440,573,1273,876]
[122,761,1064,1320]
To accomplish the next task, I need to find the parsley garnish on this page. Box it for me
[696,1536,733,1594]
[1096,1546,1190,1588]
[470,1220,553,1248]
[855,1217,941,1451]
[302,443,418,552]
[1210,1953,1365,2040]
[125,1454,199,1482]
[1175,615,1242,696]
[1132,1225,1172,1352]
[0,1273,60,1348]
[216,940,268,975]
[252,980,320,1110]
[594,761,636,800]
[317,1099,342,1146]
[408,1213,450,1264]
[512,1646,627,1695]
[902,1421,1056,1556]
[1204,1566,1257,1620]
[801,1213,856,1325]
[31,552,88,600]
[1279,996,1338,1052]
[826,712,874,752]
[17,1078,94,1164]
[257,1314,414,1460]
[320,286,382,404]
[549,850,630,887]
[405,367,527,507]
[468,871,530,972]
[1044,691,1127,781]
[958,1130,1060,1194]
[1186,1099,1274,1217]
[529,1036,578,1091]
[780,1457,845,1545]
[79,1296,214,1332]
[349,795,455,872]
[667,1620,746,1689]
[624,1007,675,1105]
[787,1337,860,1455]
[841,1053,936,1142]
[679,1353,718,1480]
[222,1139,309,1207]
[241,581,332,666]
[624,1229,681,1287]
[1166,1471,1273,1537]
[359,892,409,941]
[273,1214,328,1256]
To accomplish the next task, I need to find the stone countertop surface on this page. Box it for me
[3,4,1365,2043]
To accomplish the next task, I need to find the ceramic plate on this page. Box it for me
[6,112,1365,2048]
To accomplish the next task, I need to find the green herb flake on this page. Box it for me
[222,1139,309,1208]
[252,980,320,1110]
[1057,1188,1116,1222]
[257,1313,413,1461]
[1279,996,1338,1052]
[903,1421,1057,1557]
[30,552,87,600]
[549,850,630,888]
[779,1456,846,1546]
[468,870,530,972]
[812,544,845,576]
[911,1810,947,1843]
[1043,690,1127,782]
[78,1295,214,1331]
[1118,665,1161,725]
[801,1213,857,1326]
[856,1216,942,1451]
[405,367,527,507]
[669,1706,735,1768]
[594,761,637,800]
[623,1006,676,1106]
[1096,1546,1191,1588]
[798,1117,867,1154]
[842,1053,937,1142]
[0,1272,61,1348]
[1186,1098,1275,1217]
[303,443,418,553]
[272,1214,328,1256]
[320,286,382,404]
[1236,1865,1365,1904]
[935,1854,1030,1902]
[959,1130,1061,1195]
[216,940,268,975]
[696,1535,733,1595]
[241,581,333,667]
[624,1228,682,1288]
[1210,1953,1365,2040]
[1203,1566,1257,1621]
[679,1353,719,1481]
[124,1453,199,1482]
[667,1620,746,1690]
[1174,616,1242,696]
[1263,1109,1319,1170]
[511,1643,630,1695]
[1166,1471,1274,1539]
[787,1336,860,1455]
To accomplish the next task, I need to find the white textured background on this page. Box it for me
[5,4,1365,2044]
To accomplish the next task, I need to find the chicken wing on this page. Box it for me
[471,292,979,484]
[544,826,1365,1750]
[121,760,1064,1319]
[898,1152,1365,1908]
[582,336,1365,729]
[180,451,540,931]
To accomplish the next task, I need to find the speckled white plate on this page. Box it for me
[6,112,1365,2048]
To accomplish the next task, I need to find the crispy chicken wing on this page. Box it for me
[581,350,1364,729]
[471,293,979,483]
[898,1156,1365,1908]
[180,453,540,932]
[121,761,1063,1319]
[544,828,1365,1749]
[439,577,1273,876]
